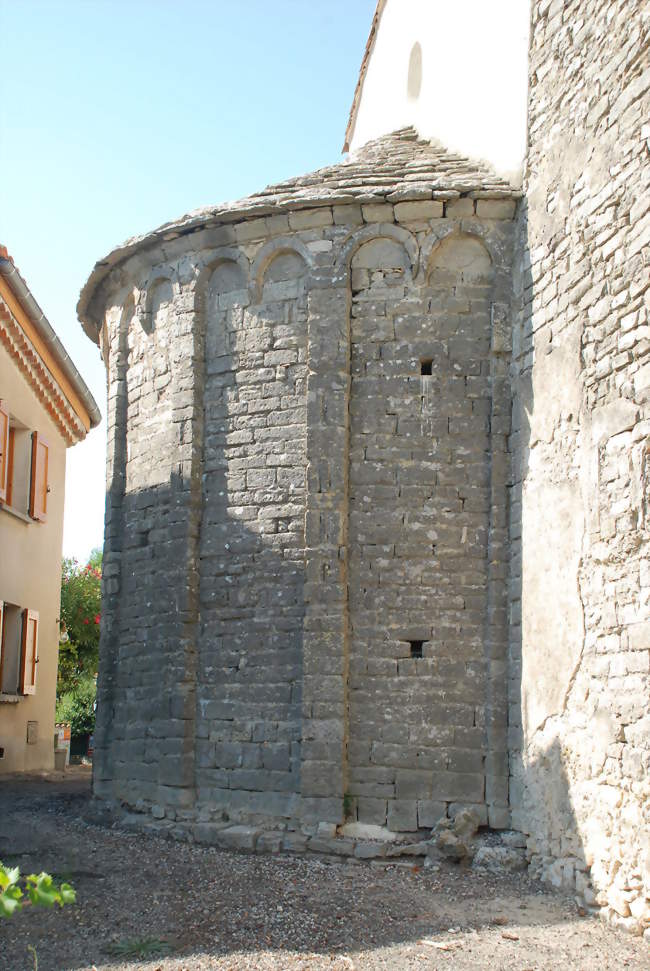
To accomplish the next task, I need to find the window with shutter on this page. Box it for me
[29,432,49,522]
[0,600,5,689]
[19,609,38,695]
[0,400,9,503]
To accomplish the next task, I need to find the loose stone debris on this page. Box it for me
[1,773,648,971]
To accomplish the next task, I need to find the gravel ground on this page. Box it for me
[0,770,648,971]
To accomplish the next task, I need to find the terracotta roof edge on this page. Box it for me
[0,254,101,428]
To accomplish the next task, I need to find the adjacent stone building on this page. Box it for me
[78,0,649,934]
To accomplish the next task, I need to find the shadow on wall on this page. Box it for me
[95,219,519,833]
[94,249,308,823]
[512,190,650,928]
[508,197,589,899]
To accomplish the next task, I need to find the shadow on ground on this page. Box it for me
[0,772,647,971]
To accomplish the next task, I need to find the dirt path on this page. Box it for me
[0,771,647,971]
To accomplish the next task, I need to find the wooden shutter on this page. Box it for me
[29,432,49,522]
[0,400,9,503]
[19,608,38,695]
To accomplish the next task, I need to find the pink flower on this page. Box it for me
[83,618,89,625]
[94,615,100,625]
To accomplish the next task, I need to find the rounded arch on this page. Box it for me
[419,229,496,288]
[100,287,136,368]
[428,232,493,284]
[251,236,313,302]
[419,219,504,269]
[195,248,250,298]
[142,273,175,335]
[195,248,251,316]
[351,237,411,270]
[335,223,419,279]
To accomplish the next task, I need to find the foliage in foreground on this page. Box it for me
[0,862,75,918]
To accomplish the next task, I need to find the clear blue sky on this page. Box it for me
[0,0,376,560]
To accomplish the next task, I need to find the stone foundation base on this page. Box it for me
[84,796,649,938]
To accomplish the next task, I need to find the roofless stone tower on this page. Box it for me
[79,129,518,831]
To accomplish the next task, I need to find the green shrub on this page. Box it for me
[58,550,101,694]
[55,676,96,737]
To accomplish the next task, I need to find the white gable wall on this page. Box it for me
[348,0,530,185]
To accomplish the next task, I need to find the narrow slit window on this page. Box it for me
[409,640,424,658]
[420,359,433,376]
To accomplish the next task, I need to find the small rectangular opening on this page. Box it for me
[420,359,433,376]
[409,640,424,658]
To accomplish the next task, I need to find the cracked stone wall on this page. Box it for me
[92,199,515,835]
[510,0,649,931]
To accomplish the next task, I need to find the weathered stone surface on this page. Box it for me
[215,825,260,851]
[427,808,482,862]
[393,200,444,221]
[385,841,427,857]
[509,0,649,934]
[472,845,527,872]
[79,4,648,931]
[86,156,515,841]
[256,831,283,854]
[307,836,355,856]
[193,822,231,846]
[281,831,308,853]
[475,200,516,220]
[354,841,387,860]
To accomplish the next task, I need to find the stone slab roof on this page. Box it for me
[250,126,518,205]
[78,127,519,336]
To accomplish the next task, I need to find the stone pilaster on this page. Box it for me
[301,280,351,823]
[93,301,129,799]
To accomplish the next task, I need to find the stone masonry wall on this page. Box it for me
[347,228,511,834]
[96,273,200,811]
[93,197,515,835]
[195,252,309,819]
[510,0,649,932]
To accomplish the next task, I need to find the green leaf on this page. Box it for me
[0,896,22,917]
[27,873,59,908]
[0,865,75,917]
[0,884,23,917]
[59,883,76,905]
[0,864,20,890]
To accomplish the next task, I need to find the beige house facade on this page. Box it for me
[0,246,100,773]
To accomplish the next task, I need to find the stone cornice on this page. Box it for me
[77,128,520,343]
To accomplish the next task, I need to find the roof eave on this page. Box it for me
[342,0,387,154]
[78,129,521,343]
[0,257,101,428]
